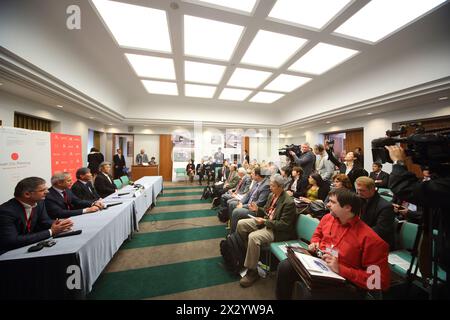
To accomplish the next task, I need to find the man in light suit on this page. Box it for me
[71,167,101,201]
[94,162,118,199]
[45,172,103,219]
[135,149,149,165]
[0,177,73,254]
[219,167,251,209]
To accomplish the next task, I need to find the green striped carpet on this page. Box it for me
[88,185,276,300]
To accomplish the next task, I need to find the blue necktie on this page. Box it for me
[247,183,259,204]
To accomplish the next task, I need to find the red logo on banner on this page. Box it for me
[11,153,19,160]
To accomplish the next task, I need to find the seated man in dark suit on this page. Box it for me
[0,177,73,254]
[369,162,390,188]
[71,167,101,201]
[45,172,103,219]
[355,176,396,250]
[94,161,118,198]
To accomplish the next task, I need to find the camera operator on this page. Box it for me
[288,143,316,180]
[385,145,450,296]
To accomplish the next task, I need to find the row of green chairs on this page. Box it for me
[113,175,130,189]
[377,187,394,202]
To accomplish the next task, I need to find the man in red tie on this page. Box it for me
[45,172,104,219]
[0,177,73,254]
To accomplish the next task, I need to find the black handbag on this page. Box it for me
[308,200,328,219]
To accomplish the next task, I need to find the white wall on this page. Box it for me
[134,134,160,164]
[287,103,450,173]
[0,91,107,166]
[0,0,127,115]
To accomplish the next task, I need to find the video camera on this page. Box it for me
[278,144,301,157]
[371,123,450,170]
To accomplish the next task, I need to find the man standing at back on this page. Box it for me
[113,148,126,179]
[0,177,73,254]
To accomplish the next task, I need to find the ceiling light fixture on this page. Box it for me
[241,30,307,68]
[289,42,358,75]
[268,0,351,30]
[185,84,217,98]
[438,96,448,101]
[184,61,226,84]
[334,0,446,43]
[141,80,178,95]
[367,112,373,115]
[125,54,175,80]
[184,15,244,61]
[186,0,257,13]
[91,0,172,52]
[218,88,253,101]
[250,92,284,104]
[56,105,64,108]
[227,68,272,89]
[264,74,312,92]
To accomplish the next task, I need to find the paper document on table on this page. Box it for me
[279,243,303,254]
[388,254,422,277]
[295,252,345,281]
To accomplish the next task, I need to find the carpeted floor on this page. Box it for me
[88,182,276,300]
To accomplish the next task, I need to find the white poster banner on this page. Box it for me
[0,127,51,204]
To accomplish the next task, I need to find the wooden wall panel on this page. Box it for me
[159,134,173,181]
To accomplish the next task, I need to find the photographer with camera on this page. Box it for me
[325,140,368,188]
[288,143,316,179]
[386,145,450,288]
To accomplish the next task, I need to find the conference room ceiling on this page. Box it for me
[87,0,447,104]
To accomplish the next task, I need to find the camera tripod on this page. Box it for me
[405,206,448,299]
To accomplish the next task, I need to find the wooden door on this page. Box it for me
[345,129,364,156]
[159,135,173,181]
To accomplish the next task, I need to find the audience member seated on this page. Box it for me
[286,166,307,198]
[87,147,104,176]
[218,167,251,217]
[369,162,390,188]
[135,149,149,165]
[229,168,270,233]
[212,164,240,206]
[297,173,330,203]
[355,177,396,250]
[276,188,390,299]
[45,172,103,219]
[353,147,364,168]
[280,166,292,191]
[288,143,316,180]
[0,177,73,254]
[186,159,195,183]
[94,162,118,198]
[196,159,206,185]
[71,167,101,201]
[325,141,368,188]
[313,144,335,183]
[238,174,297,288]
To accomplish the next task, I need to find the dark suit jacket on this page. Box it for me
[326,149,368,187]
[361,193,396,250]
[113,154,126,179]
[45,187,93,219]
[287,178,308,198]
[196,163,205,176]
[370,171,390,188]
[256,191,297,242]
[71,180,100,202]
[0,199,53,254]
[94,173,117,198]
[87,152,104,175]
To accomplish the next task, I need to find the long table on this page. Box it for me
[0,176,163,299]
